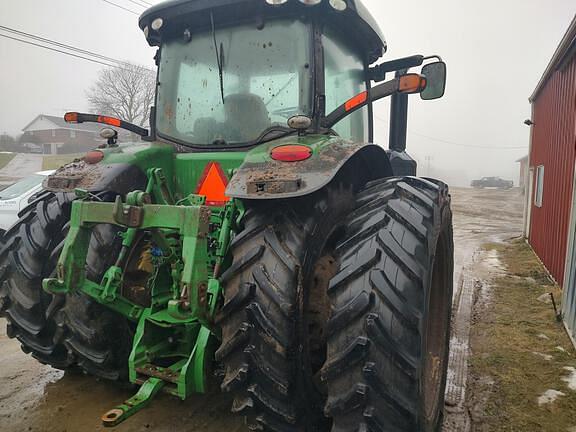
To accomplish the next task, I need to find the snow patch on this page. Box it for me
[562,367,576,391]
[532,352,553,361]
[557,346,568,353]
[537,293,552,304]
[538,333,550,340]
[537,389,565,405]
[483,250,504,271]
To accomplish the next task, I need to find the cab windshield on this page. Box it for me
[157,19,312,147]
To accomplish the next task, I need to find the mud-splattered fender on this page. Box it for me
[225,135,394,200]
[44,161,148,195]
[43,143,174,195]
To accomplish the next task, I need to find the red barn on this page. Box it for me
[525,16,576,343]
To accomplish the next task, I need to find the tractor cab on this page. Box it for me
[138,0,446,149]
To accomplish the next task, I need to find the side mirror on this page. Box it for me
[420,62,447,100]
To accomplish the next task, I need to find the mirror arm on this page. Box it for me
[322,79,399,129]
[64,112,149,137]
[368,55,424,82]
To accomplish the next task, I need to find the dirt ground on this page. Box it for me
[449,187,524,286]
[0,187,527,432]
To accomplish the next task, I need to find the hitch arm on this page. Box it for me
[101,377,165,427]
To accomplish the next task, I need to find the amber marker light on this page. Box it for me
[345,91,368,112]
[399,74,427,94]
[64,112,79,123]
[97,116,122,127]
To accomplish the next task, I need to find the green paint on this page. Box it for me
[102,377,166,427]
[43,165,240,424]
[40,132,352,426]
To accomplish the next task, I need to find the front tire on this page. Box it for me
[322,177,453,432]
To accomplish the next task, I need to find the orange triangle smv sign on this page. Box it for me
[196,162,230,206]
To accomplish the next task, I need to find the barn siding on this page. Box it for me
[529,55,576,287]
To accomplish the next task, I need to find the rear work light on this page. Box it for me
[271,145,312,162]
[196,162,230,206]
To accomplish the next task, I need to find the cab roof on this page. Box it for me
[138,0,386,63]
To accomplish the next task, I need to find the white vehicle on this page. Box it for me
[0,170,54,234]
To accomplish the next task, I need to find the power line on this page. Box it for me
[123,0,149,10]
[100,0,140,15]
[0,25,154,73]
[410,130,527,150]
[0,33,120,69]
[374,115,527,150]
[0,25,132,68]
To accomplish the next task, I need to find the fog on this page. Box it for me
[0,0,574,187]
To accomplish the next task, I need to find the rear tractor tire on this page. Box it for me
[217,189,354,432]
[56,222,133,381]
[0,192,133,381]
[322,177,453,432]
[0,192,76,368]
[218,177,453,432]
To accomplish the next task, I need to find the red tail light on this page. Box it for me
[84,150,104,164]
[195,162,230,206]
[271,145,312,162]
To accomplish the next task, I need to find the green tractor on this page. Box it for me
[0,0,453,430]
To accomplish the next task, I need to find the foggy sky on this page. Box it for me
[0,0,574,186]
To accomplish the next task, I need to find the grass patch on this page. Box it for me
[0,153,16,170]
[468,239,576,431]
[42,154,82,170]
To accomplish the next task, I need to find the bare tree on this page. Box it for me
[87,63,155,127]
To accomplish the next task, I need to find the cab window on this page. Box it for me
[323,26,368,142]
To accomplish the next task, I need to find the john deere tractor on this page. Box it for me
[0,0,453,430]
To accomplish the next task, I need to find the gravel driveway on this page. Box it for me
[0,153,43,187]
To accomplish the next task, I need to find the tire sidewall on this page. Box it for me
[420,196,454,432]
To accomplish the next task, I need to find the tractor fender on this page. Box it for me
[43,160,148,196]
[226,136,394,200]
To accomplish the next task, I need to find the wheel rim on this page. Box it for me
[301,225,346,431]
[307,253,339,378]
[423,230,451,425]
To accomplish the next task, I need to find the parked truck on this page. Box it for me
[471,176,514,189]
